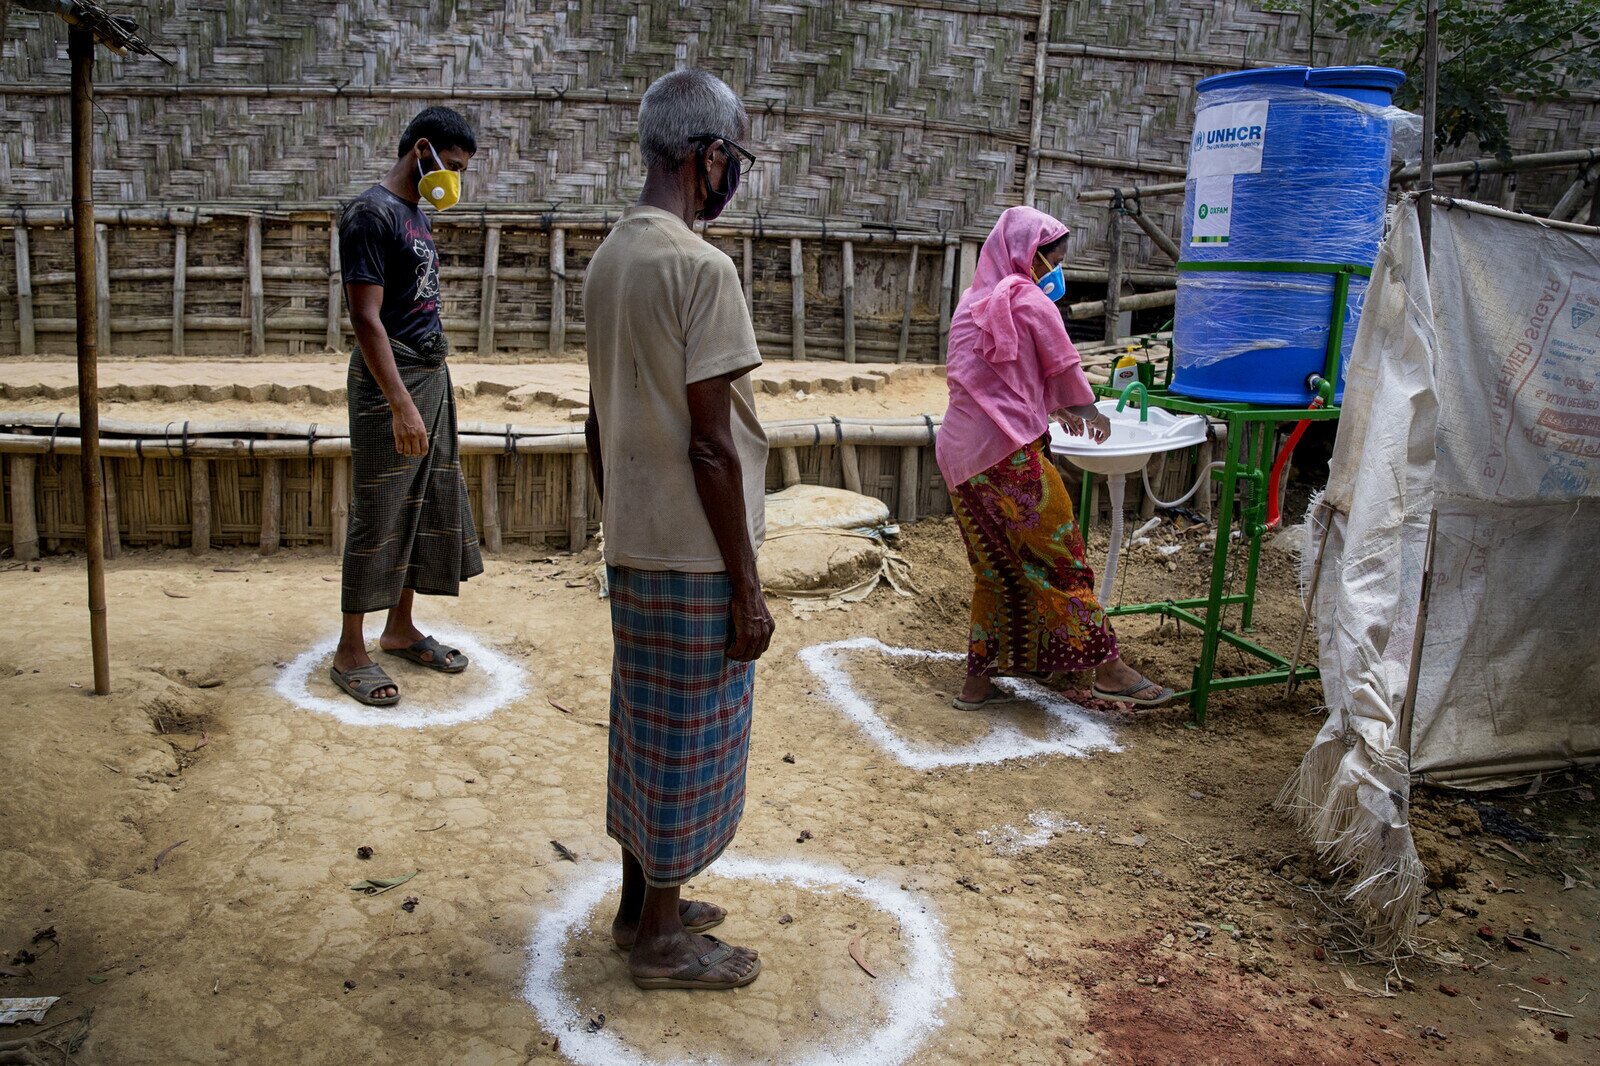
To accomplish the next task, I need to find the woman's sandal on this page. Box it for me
[630,935,762,991]
[383,635,468,674]
[1091,674,1176,708]
[951,692,1022,711]
[329,663,401,707]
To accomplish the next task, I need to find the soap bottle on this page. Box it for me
[1111,352,1139,392]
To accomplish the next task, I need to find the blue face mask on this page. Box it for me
[1034,252,1066,302]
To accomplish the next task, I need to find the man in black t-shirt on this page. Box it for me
[329,107,485,707]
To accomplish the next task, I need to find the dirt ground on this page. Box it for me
[1,517,1595,1064]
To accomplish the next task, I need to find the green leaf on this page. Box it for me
[349,871,419,894]
[86,975,108,984]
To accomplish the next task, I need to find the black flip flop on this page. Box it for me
[329,663,401,707]
[384,635,468,674]
[1092,674,1176,708]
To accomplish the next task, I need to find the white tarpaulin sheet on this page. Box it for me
[1281,197,1600,950]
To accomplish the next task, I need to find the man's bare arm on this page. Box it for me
[347,283,428,457]
[584,389,604,502]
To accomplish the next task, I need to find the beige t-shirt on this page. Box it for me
[584,205,769,572]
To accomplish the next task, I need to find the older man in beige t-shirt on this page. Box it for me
[582,69,772,993]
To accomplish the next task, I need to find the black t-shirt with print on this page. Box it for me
[338,185,442,352]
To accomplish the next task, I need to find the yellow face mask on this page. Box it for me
[416,145,461,211]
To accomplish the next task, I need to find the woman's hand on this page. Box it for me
[1054,405,1111,444]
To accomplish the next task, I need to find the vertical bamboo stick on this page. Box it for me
[958,240,978,295]
[247,214,265,355]
[172,226,187,357]
[8,454,39,562]
[897,445,920,524]
[329,457,349,556]
[839,443,863,494]
[938,245,956,363]
[100,458,120,559]
[1196,427,1218,521]
[790,238,806,360]
[742,237,754,317]
[325,222,341,350]
[94,223,110,357]
[567,453,589,551]
[1105,204,1125,343]
[1022,0,1053,206]
[189,456,210,555]
[897,244,919,364]
[841,240,857,364]
[780,447,802,488]
[259,458,281,555]
[478,223,501,355]
[480,454,503,553]
[549,226,567,354]
[1499,174,1517,211]
[13,225,34,356]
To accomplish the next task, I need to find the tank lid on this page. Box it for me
[1197,64,1407,94]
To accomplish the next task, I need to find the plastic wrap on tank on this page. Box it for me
[1171,73,1420,400]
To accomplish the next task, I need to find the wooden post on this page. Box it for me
[8,454,39,562]
[1419,0,1438,265]
[172,226,187,357]
[790,238,806,360]
[1498,174,1518,211]
[95,223,111,357]
[958,240,979,295]
[1021,0,1053,206]
[742,237,754,317]
[841,240,857,364]
[839,443,863,494]
[1104,202,1125,342]
[1127,205,1181,264]
[897,445,920,524]
[101,458,120,559]
[549,226,567,354]
[189,456,210,555]
[480,454,503,553]
[324,222,341,350]
[259,458,281,555]
[1196,426,1219,521]
[13,225,34,356]
[897,244,919,364]
[780,447,803,488]
[329,457,349,556]
[938,245,957,362]
[567,453,589,551]
[71,28,111,695]
[478,223,501,355]
[247,214,265,355]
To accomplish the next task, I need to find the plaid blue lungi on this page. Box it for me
[606,565,756,888]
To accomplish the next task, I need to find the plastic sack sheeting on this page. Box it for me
[1279,197,1600,953]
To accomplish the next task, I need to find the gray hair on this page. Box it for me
[638,70,748,171]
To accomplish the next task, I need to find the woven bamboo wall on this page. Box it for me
[2,0,1596,357]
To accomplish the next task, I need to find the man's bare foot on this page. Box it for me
[628,931,760,987]
[331,643,396,701]
[613,899,725,949]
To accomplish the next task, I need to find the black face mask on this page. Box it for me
[696,142,741,222]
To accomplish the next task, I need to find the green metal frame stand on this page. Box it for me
[1077,258,1367,725]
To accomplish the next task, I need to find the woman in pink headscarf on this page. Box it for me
[936,206,1173,710]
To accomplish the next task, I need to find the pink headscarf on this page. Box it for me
[964,206,1068,364]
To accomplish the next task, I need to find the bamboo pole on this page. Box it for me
[1022,0,1052,206]
[897,445,920,524]
[780,447,803,488]
[94,223,110,357]
[1421,0,1438,264]
[477,223,501,355]
[189,456,210,554]
[1104,203,1125,341]
[172,226,187,357]
[8,454,39,562]
[247,213,265,355]
[329,457,348,556]
[325,223,341,350]
[480,453,502,553]
[548,226,567,355]
[958,240,978,295]
[897,244,918,364]
[839,443,863,494]
[1194,430,1215,521]
[100,457,120,559]
[258,457,281,554]
[938,245,956,363]
[566,454,588,550]
[1396,507,1440,754]
[841,240,857,365]
[13,225,34,355]
[70,28,110,695]
[742,237,754,317]
[1068,288,1175,320]
[1127,206,1181,263]
[790,238,806,360]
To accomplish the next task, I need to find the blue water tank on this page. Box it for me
[1170,65,1407,405]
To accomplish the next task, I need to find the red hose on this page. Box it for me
[1268,403,1323,529]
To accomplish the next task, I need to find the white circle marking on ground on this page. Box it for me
[523,854,956,1066]
[796,636,1120,770]
[274,626,527,728]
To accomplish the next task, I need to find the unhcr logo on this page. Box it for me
[1204,125,1264,146]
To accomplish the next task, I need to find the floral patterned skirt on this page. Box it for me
[949,437,1119,678]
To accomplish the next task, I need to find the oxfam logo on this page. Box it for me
[1198,204,1209,219]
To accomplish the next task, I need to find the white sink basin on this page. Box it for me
[1048,399,1208,476]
